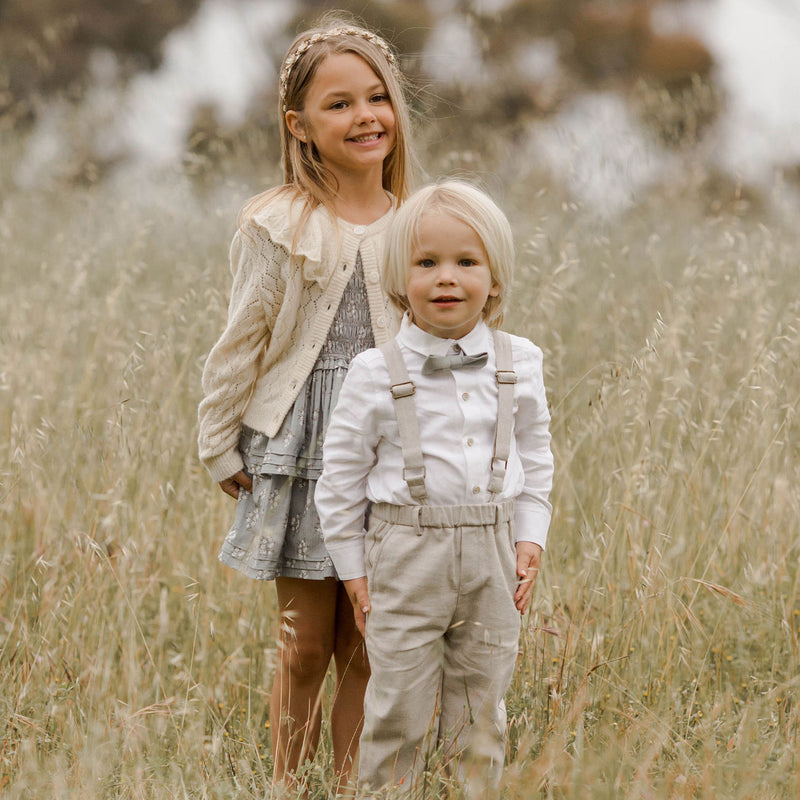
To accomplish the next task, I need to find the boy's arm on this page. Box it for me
[511,340,554,613]
[514,542,542,613]
[513,341,554,550]
[316,353,382,582]
[343,577,371,638]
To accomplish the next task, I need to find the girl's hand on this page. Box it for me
[514,542,543,614]
[218,470,253,499]
[343,577,371,638]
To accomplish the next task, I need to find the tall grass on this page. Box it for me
[1,141,798,798]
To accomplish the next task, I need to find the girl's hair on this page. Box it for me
[383,180,515,328]
[243,15,414,228]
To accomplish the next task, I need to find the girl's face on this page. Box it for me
[405,212,499,340]
[286,52,396,183]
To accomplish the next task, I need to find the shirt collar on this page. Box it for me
[397,313,491,357]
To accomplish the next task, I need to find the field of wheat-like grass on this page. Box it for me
[2,145,799,798]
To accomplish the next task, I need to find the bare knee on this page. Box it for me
[278,630,333,687]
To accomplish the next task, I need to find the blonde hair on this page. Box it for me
[242,16,415,231]
[383,180,515,328]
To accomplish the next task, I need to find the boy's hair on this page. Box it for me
[383,180,514,328]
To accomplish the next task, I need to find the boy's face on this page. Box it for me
[405,212,499,340]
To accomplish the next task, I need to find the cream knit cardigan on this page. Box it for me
[198,191,397,482]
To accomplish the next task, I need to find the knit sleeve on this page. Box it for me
[197,223,286,482]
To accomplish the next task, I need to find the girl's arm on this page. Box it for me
[198,225,285,483]
[218,470,253,499]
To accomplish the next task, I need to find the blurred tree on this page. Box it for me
[0,0,200,117]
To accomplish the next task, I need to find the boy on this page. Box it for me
[316,180,554,794]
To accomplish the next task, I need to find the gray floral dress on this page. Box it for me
[218,256,375,580]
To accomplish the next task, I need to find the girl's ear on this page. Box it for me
[285,110,308,142]
[488,282,500,298]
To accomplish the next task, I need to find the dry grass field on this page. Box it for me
[2,129,799,798]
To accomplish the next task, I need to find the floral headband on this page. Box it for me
[279,26,397,111]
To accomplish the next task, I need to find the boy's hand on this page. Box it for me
[218,470,253,499]
[514,542,542,614]
[343,577,371,638]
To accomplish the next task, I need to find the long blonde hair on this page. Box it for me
[242,16,415,234]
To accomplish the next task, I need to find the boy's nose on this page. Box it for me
[436,262,457,283]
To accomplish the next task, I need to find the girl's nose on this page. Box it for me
[354,100,377,124]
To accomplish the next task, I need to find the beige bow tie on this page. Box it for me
[422,351,488,375]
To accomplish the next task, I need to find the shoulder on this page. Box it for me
[238,187,335,264]
[498,330,544,368]
[349,347,390,378]
[335,348,392,418]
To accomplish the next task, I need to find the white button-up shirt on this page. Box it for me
[316,317,554,580]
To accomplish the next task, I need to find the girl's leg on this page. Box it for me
[331,580,371,784]
[270,577,338,784]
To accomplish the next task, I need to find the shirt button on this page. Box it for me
[353,225,366,235]
[472,486,481,495]
[466,438,474,446]
[461,392,470,401]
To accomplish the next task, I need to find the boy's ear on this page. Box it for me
[285,110,308,142]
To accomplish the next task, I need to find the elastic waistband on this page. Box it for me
[371,500,514,529]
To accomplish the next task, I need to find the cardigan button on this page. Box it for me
[353,225,366,235]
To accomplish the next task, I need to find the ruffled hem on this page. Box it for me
[218,472,338,582]
[219,549,337,581]
[240,355,348,478]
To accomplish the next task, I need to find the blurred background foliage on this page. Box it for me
[0,0,730,197]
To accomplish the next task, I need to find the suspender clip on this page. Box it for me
[495,370,517,384]
[402,467,428,502]
[390,381,416,399]
[403,466,426,484]
[491,456,508,471]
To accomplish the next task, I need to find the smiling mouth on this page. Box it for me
[350,132,383,143]
[433,296,462,304]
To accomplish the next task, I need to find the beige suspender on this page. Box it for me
[380,330,517,502]
[380,339,429,502]
[488,329,517,498]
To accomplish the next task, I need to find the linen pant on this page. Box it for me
[358,499,520,795]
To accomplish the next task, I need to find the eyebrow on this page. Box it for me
[319,82,386,102]
[413,248,485,259]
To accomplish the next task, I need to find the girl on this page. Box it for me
[197,18,415,788]
[316,181,554,794]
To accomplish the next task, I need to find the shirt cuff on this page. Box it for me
[513,507,551,550]
[205,448,245,484]
[325,538,366,580]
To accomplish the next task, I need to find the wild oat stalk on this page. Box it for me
[2,134,798,798]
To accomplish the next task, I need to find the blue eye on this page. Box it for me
[419,259,435,268]
[459,258,477,267]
